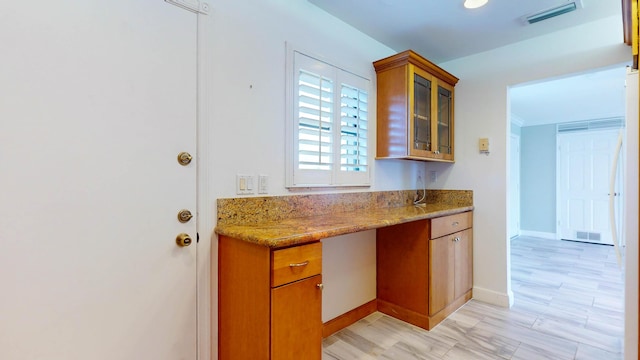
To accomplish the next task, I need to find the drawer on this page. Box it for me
[271,242,322,287]
[431,211,472,239]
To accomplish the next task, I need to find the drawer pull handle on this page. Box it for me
[289,260,309,268]
[452,221,459,226]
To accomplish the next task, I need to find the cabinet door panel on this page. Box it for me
[271,275,322,360]
[413,72,432,152]
[454,229,473,298]
[409,66,437,158]
[436,83,454,159]
[429,235,455,316]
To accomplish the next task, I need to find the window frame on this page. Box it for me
[285,44,371,188]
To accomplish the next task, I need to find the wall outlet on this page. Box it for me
[429,170,437,182]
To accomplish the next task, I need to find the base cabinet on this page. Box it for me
[271,275,322,359]
[219,210,472,359]
[377,211,473,330]
[429,228,473,316]
[219,236,322,360]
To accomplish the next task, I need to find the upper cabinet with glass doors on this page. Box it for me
[374,50,458,162]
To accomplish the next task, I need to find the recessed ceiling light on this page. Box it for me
[464,0,488,9]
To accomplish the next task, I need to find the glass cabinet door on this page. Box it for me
[413,73,431,152]
[437,84,453,155]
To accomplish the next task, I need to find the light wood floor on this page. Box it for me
[322,236,625,359]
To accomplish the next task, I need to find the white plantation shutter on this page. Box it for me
[298,70,333,171]
[287,50,370,187]
[340,82,368,172]
[335,71,369,185]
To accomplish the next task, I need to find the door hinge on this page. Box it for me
[165,0,210,14]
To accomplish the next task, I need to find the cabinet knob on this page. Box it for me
[452,237,461,242]
[317,283,324,290]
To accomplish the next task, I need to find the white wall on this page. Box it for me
[204,1,430,358]
[207,0,425,196]
[438,15,630,306]
[520,124,557,236]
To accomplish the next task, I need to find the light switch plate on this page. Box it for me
[258,175,269,194]
[236,174,254,195]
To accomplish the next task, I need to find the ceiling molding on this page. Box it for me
[510,114,525,127]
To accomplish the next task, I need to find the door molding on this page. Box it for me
[509,133,521,239]
[196,7,213,360]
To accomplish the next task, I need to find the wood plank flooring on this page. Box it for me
[322,236,624,359]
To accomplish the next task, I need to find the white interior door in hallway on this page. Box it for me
[557,128,623,245]
[0,1,198,359]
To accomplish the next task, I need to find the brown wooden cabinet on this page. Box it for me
[377,211,473,330]
[271,275,322,359]
[219,208,473,358]
[219,237,322,360]
[429,228,473,317]
[373,50,458,162]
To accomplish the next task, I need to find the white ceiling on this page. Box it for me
[510,65,628,127]
[308,0,629,127]
[308,0,621,63]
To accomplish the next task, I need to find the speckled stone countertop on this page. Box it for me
[215,190,473,248]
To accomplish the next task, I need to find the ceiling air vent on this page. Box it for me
[525,1,582,24]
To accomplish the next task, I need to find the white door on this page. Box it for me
[509,134,521,239]
[0,1,198,359]
[557,129,622,245]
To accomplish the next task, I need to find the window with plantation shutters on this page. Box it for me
[340,83,368,174]
[297,69,334,171]
[286,49,370,187]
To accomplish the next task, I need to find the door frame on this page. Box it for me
[509,133,521,239]
[195,8,214,360]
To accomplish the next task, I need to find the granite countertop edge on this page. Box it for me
[215,204,474,249]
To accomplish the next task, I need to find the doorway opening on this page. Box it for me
[508,64,630,357]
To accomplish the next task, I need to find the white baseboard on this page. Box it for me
[518,230,557,240]
[472,287,513,308]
